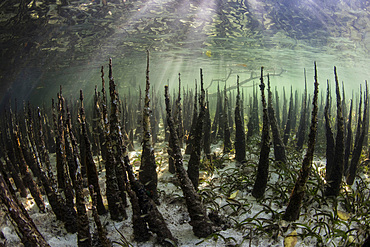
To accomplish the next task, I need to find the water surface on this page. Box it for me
[1,0,370,105]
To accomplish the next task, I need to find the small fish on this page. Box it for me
[205,50,212,57]
[236,64,248,67]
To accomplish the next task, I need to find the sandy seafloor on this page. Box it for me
[1,139,369,247]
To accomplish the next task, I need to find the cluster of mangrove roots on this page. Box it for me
[0,55,369,246]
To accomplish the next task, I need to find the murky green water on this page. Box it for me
[1,0,370,105]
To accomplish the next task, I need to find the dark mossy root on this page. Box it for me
[216,83,225,140]
[139,50,159,203]
[34,153,65,221]
[165,85,215,238]
[92,85,101,157]
[168,130,176,174]
[187,69,206,190]
[240,89,245,123]
[4,154,28,198]
[182,86,193,138]
[43,107,56,155]
[121,99,135,152]
[354,86,363,150]
[341,81,347,143]
[210,83,221,143]
[282,87,288,128]
[344,99,353,174]
[163,86,171,143]
[185,83,198,155]
[63,173,78,233]
[364,87,370,148]
[98,65,126,220]
[203,92,212,156]
[267,74,287,165]
[10,104,45,212]
[3,132,28,197]
[23,102,43,184]
[150,87,159,146]
[324,80,335,181]
[252,67,271,199]
[99,66,109,165]
[124,163,151,242]
[0,172,50,247]
[275,88,281,128]
[247,82,259,140]
[129,129,135,151]
[79,90,107,215]
[55,90,67,192]
[128,185,151,242]
[0,160,14,197]
[76,173,92,247]
[253,82,260,136]
[0,158,39,230]
[315,90,325,147]
[107,58,128,219]
[64,107,79,188]
[234,75,246,163]
[28,146,67,222]
[175,73,184,148]
[223,84,232,153]
[134,87,143,139]
[105,137,127,220]
[151,94,160,146]
[126,154,177,246]
[283,62,319,222]
[347,81,368,185]
[291,90,298,132]
[296,69,308,151]
[227,90,234,137]
[325,67,345,197]
[12,122,46,212]
[89,185,112,247]
[55,91,77,234]
[283,87,293,145]
[138,192,177,246]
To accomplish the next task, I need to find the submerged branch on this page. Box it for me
[207,69,286,94]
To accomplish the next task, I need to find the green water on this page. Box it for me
[1,0,370,105]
